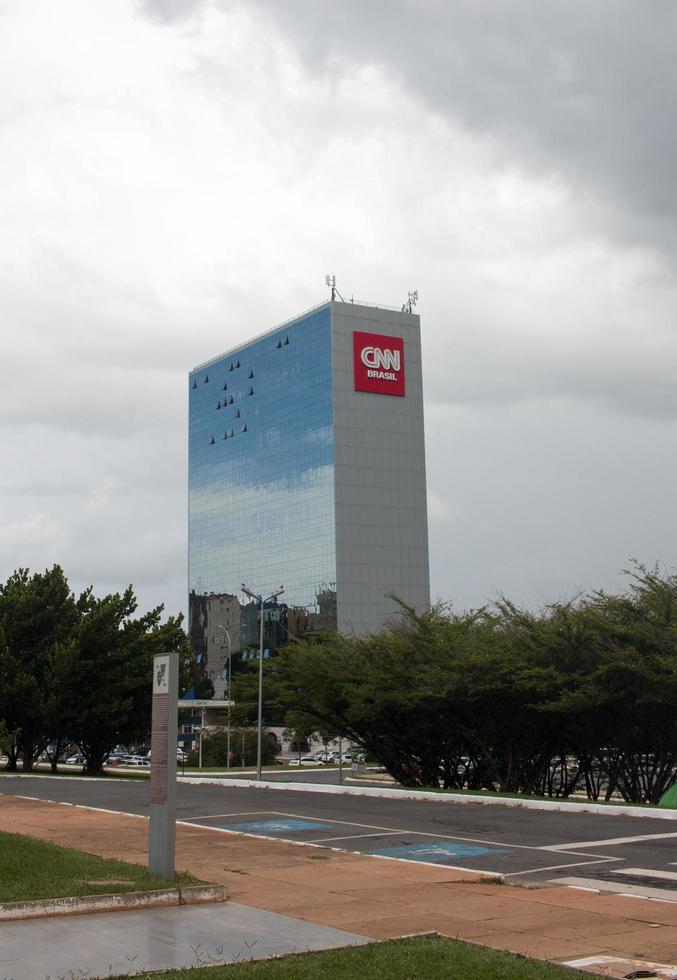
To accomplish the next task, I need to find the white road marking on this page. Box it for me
[553,876,677,902]
[237,809,608,858]
[181,811,271,821]
[311,831,404,843]
[174,820,502,878]
[3,794,146,821]
[182,809,618,880]
[4,795,646,881]
[610,867,677,881]
[550,831,677,851]
[505,857,622,877]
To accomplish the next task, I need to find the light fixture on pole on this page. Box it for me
[241,582,284,780]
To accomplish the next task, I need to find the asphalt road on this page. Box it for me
[4,774,677,901]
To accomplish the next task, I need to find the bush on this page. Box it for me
[188,728,279,767]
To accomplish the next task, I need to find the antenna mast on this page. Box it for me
[325,274,345,302]
[402,289,419,314]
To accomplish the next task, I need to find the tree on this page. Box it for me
[0,566,79,771]
[269,570,677,801]
[67,586,189,774]
[0,565,196,776]
[283,710,318,760]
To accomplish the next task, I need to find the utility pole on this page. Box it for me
[241,582,284,780]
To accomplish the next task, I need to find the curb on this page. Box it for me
[0,884,226,921]
[178,775,677,821]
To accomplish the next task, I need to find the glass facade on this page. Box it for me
[188,306,337,691]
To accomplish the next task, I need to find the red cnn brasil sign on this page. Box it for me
[353,331,405,396]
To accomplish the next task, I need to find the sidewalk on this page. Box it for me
[0,902,369,979]
[2,794,677,976]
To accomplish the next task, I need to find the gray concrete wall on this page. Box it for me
[331,302,430,634]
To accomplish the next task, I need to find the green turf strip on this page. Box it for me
[0,830,197,902]
[130,936,579,979]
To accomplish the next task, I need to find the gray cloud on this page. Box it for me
[256,0,677,259]
[1,0,675,620]
[135,0,205,24]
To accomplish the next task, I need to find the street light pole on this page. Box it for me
[198,704,205,769]
[256,594,265,779]
[242,582,284,781]
[216,626,233,769]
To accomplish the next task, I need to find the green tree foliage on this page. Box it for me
[270,564,677,803]
[0,566,191,775]
[228,666,260,727]
[0,566,79,771]
[66,586,189,774]
[283,710,319,757]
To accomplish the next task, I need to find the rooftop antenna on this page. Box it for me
[325,274,345,302]
[402,289,419,314]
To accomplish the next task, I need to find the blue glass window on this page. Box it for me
[188,305,336,658]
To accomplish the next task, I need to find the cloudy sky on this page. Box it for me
[2,0,676,619]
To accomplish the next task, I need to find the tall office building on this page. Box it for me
[188,300,429,686]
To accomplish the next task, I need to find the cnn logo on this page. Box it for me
[353,330,405,397]
[360,346,401,372]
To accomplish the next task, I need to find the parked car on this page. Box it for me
[288,756,323,767]
[65,754,84,765]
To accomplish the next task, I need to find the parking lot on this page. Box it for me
[5,774,677,902]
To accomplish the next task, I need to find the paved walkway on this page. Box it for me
[0,901,368,979]
[3,795,677,977]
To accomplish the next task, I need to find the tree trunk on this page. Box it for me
[20,735,37,772]
[5,744,19,772]
[81,742,109,776]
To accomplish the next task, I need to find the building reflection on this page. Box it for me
[189,585,336,697]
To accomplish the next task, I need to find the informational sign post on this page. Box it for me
[148,651,178,881]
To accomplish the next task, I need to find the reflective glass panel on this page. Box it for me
[188,306,336,690]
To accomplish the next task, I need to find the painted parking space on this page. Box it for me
[177,809,635,881]
[181,812,372,841]
[180,810,535,873]
[371,841,508,863]
[223,819,334,834]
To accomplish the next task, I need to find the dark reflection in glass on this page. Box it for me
[189,586,337,697]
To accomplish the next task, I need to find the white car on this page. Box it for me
[288,756,322,766]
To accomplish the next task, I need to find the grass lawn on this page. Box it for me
[124,936,579,979]
[0,830,198,903]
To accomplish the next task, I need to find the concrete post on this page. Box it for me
[149,651,178,881]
